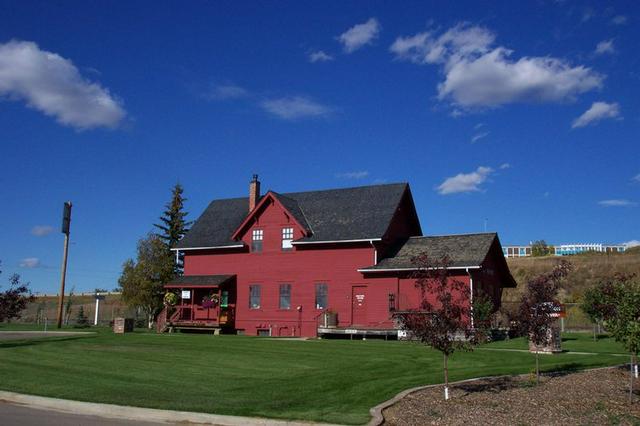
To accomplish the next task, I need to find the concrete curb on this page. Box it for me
[0,391,341,426]
[366,364,624,426]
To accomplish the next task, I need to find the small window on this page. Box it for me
[252,229,263,252]
[282,227,294,251]
[220,290,229,308]
[249,285,261,309]
[315,283,328,309]
[388,293,396,312]
[279,284,291,309]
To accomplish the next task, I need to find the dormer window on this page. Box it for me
[252,229,263,252]
[282,227,294,251]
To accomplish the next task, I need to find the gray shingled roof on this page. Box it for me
[362,233,498,270]
[177,183,413,249]
[165,275,235,287]
[272,192,311,232]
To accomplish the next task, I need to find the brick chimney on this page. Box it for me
[249,174,260,212]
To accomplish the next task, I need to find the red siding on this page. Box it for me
[180,197,499,336]
[184,200,390,336]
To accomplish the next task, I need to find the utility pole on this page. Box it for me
[56,201,72,329]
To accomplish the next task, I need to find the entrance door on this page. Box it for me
[351,286,368,326]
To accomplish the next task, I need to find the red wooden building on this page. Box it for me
[158,176,516,337]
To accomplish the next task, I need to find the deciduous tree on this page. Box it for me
[515,260,572,384]
[583,274,639,402]
[531,240,552,257]
[580,282,614,341]
[118,234,174,328]
[0,262,35,323]
[395,254,487,400]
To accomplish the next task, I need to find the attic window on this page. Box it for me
[282,227,294,251]
[252,229,263,252]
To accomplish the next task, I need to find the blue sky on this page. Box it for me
[1,1,638,293]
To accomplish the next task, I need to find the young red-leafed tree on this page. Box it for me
[395,254,490,401]
[515,260,572,384]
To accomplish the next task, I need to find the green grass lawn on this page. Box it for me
[0,325,627,425]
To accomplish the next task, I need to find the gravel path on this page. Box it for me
[383,366,639,425]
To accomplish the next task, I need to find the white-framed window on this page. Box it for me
[252,229,263,252]
[279,283,291,309]
[282,227,294,251]
[249,284,261,309]
[315,283,328,309]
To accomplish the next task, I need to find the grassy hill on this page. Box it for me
[504,246,640,303]
[18,292,135,326]
[502,247,640,330]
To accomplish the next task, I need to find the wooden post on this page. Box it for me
[56,202,72,329]
[56,233,70,328]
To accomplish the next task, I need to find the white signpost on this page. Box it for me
[181,290,191,299]
[94,293,106,326]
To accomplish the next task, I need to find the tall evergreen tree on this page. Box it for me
[153,183,191,274]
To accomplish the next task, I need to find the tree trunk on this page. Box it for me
[536,345,540,385]
[443,352,450,400]
[593,324,597,341]
[630,354,634,404]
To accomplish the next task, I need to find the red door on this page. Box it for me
[351,286,368,326]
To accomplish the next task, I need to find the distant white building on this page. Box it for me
[503,243,626,258]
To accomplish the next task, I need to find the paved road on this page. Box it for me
[0,402,173,426]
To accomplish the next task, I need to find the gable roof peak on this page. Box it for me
[177,181,415,249]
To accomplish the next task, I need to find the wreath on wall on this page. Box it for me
[164,292,178,306]
[202,293,220,309]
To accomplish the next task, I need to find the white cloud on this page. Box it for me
[611,15,627,25]
[335,171,369,179]
[572,101,620,128]
[308,50,334,63]
[474,122,485,129]
[623,240,640,248]
[633,173,640,183]
[31,225,54,237]
[205,84,249,100]
[499,163,511,169]
[19,257,41,268]
[261,96,332,120]
[581,8,595,23]
[390,23,603,108]
[437,166,494,195]
[595,39,615,55]
[0,40,125,130]
[471,132,489,143]
[338,18,380,53]
[598,199,637,207]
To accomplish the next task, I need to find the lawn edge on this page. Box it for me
[0,390,342,426]
[366,364,623,426]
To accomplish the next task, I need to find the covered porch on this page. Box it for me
[157,274,236,333]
